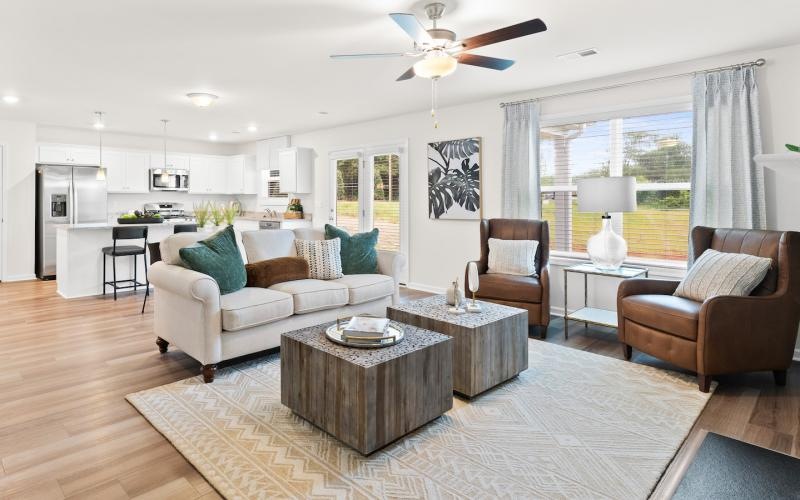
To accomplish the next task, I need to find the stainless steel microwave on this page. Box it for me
[150,169,189,191]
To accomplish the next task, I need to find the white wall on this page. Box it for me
[0,120,37,281]
[283,42,800,310]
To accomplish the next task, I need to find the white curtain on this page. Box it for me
[502,101,541,219]
[691,66,765,229]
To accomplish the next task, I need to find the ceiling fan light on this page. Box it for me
[413,53,457,79]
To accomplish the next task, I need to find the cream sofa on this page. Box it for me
[149,228,406,382]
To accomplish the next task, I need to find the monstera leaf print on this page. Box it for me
[431,138,480,163]
[428,166,455,218]
[450,158,480,212]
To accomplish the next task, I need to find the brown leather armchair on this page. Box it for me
[466,219,550,337]
[618,226,800,392]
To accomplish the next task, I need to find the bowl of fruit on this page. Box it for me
[117,210,163,224]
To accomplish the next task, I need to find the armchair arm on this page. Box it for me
[697,294,799,375]
[617,278,681,343]
[377,250,406,304]
[149,262,223,365]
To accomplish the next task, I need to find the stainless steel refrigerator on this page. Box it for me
[36,164,108,279]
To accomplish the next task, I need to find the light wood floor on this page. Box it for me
[0,281,796,499]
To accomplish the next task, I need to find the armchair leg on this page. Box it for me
[622,344,632,360]
[773,370,788,386]
[202,364,217,383]
[539,325,548,340]
[698,374,712,393]
[156,337,169,354]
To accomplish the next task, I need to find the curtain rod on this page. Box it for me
[499,58,765,108]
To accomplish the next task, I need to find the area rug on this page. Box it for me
[127,341,713,499]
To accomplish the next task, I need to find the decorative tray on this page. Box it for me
[117,217,163,224]
[325,320,405,349]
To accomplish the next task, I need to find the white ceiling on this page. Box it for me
[1,0,799,143]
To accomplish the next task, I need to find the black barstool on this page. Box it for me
[102,226,149,313]
[173,223,198,233]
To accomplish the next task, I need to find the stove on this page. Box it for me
[143,202,192,220]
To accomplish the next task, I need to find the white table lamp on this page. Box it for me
[576,176,637,270]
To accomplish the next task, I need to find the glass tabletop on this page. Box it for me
[565,263,648,278]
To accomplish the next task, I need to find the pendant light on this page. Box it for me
[160,119,170,183]
[95,112,106,181]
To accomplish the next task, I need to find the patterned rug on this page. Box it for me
[127,340,713,499]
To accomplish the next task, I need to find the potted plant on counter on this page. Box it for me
[210,203,225,229]
[193,202,210,231]
[223,201,239,227]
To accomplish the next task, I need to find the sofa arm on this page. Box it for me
[149,262,223,365]
[377,250,406,304]
[698,294,799,375]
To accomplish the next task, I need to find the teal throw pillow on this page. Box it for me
[324,224,379,275]
[179,226,246,295]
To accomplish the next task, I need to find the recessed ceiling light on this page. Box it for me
[209,132,218,141]
[556,48,599,61]
[247,124,258,132]
[186,92,219,107]
[2,95,19,104]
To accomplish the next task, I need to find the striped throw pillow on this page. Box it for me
[674,249,772,302]
[486,238,539,277]
[295,238,343,280]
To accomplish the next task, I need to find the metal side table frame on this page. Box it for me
[563,263,648,339]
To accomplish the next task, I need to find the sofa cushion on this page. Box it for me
[160,232,207,267]
[324,224,379,275]
[179,226,247,295]
[220,287,294,332]
[477,273,542,303]
[241,229,296,262]
[269,279,348,314]
[246,257,309,288]
[331,274,394,305]
[621,294,701,341]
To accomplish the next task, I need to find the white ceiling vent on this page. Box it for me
[556,48,599,61]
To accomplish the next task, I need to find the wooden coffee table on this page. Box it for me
[280,321,452,455]
[388,295,528,398]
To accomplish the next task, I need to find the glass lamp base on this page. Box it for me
[587,216,628,270]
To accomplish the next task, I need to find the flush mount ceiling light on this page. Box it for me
[92,111,105,129]
[186,92,218,107]
[247,124,258,132]
[2,95,19,104]
[413,50,458,79]
[209,132,218,141]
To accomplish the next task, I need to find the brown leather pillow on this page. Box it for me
[245,257,309,288]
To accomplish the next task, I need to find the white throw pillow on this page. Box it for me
[487,238,539,277]
[295,238,343,280]
[673,249,772,302]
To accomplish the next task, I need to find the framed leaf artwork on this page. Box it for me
[427,137,482,220]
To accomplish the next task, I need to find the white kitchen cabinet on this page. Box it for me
[105,151,150,193]
[38,144,101,165]
[226,155,258,195]
[278,147,313,194]
[189,156,228,194]
[150,153,190,171]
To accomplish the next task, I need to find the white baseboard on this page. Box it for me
[2,274,37,282]
[404,282,446,295]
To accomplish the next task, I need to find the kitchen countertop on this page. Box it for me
[55,220,193,230]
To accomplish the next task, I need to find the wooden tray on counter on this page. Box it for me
[116,217,164,224]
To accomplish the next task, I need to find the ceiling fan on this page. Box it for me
[330,2,547,81]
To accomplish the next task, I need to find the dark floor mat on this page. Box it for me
[672,432,800,499]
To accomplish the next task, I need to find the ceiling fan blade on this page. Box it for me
[396,67,416,81]
[460,18,547,50]
[389,13,433,45]
[330,53,407,59]
[458,53,515,70]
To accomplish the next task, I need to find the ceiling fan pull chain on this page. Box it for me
[431,77,439,128]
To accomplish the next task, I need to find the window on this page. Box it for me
[266,168,288,199]
[540,109,692,263]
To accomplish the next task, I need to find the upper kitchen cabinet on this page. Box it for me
[150,153,190,171]
[226,155,258,195]
[38,144,101,165]
[278,147,313,194]
[189,155,228,194]
[105,151,150,193]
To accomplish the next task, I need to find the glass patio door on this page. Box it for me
[332,156,361,235]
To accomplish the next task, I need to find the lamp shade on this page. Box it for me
[576,176,637,213]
